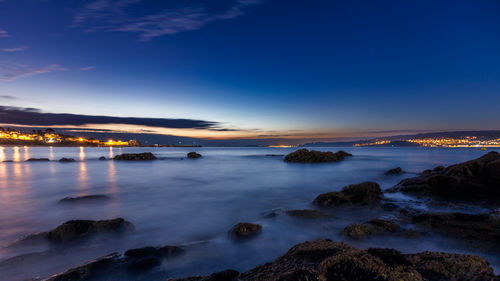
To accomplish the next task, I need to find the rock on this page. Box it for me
[170,269,240,281]
[411,212,500,245]
[313,182,382,207]
[389,151,500,201]
[59,158,75,162]
[187,152,202,159]
[265,154,284,157]
[45,253,120,281]
[384,167,403,175]
[46,218,134,242]
[26,158,50,162]
[113,152,157,161]
[173,239,496,281]
[124,245,184,271]
[98,156,107,160]
[341,219,401,239]
[381,202,400,211]
[59,194,110,203]
[285,209,331,219]
[284,149,352,163]
[229,222,262,239]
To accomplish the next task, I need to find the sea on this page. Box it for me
[0,146,498,280]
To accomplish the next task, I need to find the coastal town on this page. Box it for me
[354,136,500,148]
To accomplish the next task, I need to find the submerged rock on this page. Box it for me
[26,158,50,162]
[98,156,107,161]
[313,182,382,207]
[46,218,134,242]
[45,253,121,281]
[59,194,110,203]
[388,151,500,201]
[285,209,331,219]
[187,152,202,159]
[384,167,404,175]
[59,158,75,162]
[284,149,352,163]
[341,219,402,239]
[229,222,262,239]
[124,245,184,271]
[172,239,496,281]
[113,152,157,161]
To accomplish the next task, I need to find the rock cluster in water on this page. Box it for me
[59,194,110,203]
[389,151,500,201]
[59,157,75,162]
[229,222,262,239]
[384,167,404,175]
[187,152,202,159]
[45,218,134,243]
[284,149,352,163]
[313,181,382,207]
[113,152,157,161]
[171,239,497,281]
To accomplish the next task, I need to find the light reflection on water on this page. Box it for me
[0,146,498,281]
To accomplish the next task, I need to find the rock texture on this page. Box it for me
[284,149,352,163]
[389,151,500,201]
[113,152,157,161]
[187,152,202,159]
[341,219,401,239]
[228,222,262,239]
[313,182,382,207]
[171,239,496,281]
[46,218,134,242]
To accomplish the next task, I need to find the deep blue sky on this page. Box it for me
[1,0,500,142]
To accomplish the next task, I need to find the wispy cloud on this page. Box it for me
[0,95,18,100]
[0,29,8,38]
[80,66,94,71]
[73,0,262,40]
[1,46,28,52]
[0,64,66,81]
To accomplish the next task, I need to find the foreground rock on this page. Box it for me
[46,218,134,242]
[59,194,110,203]
[411,212,500,245]
[285,209,331,219]
[389,151,500,201]
[385,167,403,175]
[171,239,496,281]
[187,152,202,159]
[313,182,382,207]
[342,219,401,239]
[284,149,352,163]
[46,244,184,280]
[229,222,262,239]
[113,152,157,161]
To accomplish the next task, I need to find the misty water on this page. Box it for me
[0,146,499,280]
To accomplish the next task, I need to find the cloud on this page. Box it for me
[0,95,18,100]
[1,46,28,52]
[0,64,66,81]
[0,106,219,129]
[80,66,95,71]
[0,29,7,38]
[73,0,262,40]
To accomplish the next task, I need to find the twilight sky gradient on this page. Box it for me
[1,0,500,143]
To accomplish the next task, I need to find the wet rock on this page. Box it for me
[229,222,262,239]
[384,167,404,175]
[174,239,496,281]
[26,158,50,162]
[113,152,157,161]
[341,219,401,239]
[59,194,110,203]
[124,245,184,271]
[187,152,202,159]
[411,212,500,245]
[98,156,106,160]
[284,149,352,163]
[59,158,75,162]
[389,151,500,201]
[46,218,134,242]
[170,269,240,281]
[313,182,382,207]
[45,253,120,281]
[285,209,331,219]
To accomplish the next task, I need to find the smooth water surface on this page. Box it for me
[0,146,499,280]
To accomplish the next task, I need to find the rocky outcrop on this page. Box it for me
[46,218,134,242]
[187,152,202,159]
[113,152,157,161]
[45,253,120,281]
[284,149,352,163]
[341,219,401,239]
[388,151,500,201]
[98,156,107,160]
[26,158,50,162]
[385,167,403,175]
[171,239,496,281]
[59,158,75,162]
[285,209,331,219]
[124,245,184,271]
[228,222,262,239]
[313,182,382,207]
[59,194,110,203]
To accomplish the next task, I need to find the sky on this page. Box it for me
[1,0,500,144]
